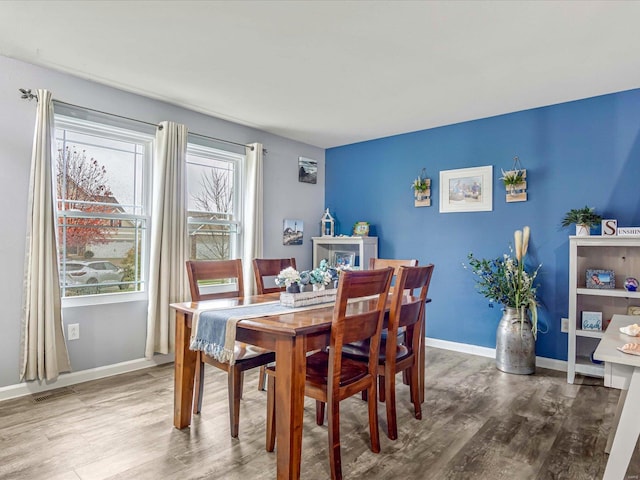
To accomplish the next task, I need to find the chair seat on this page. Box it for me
[342,338,409,363]
[231,342,273,362]
[267,351,369,388]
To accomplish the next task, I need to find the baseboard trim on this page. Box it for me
[0,354,174,402]
[1,338,568,403]
[425,337,567,372]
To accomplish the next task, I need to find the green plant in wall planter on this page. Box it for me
[411,168,431,207]
[500,169,525,189]
[561,206,602,236]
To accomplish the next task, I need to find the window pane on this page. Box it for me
[59,217,145,297]
[188,220,237,261]
[187,156,235,219]
[55,128,145,215]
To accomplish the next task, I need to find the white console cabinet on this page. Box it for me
[311,236,378,270]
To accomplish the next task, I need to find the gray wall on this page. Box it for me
[0,55,325,388]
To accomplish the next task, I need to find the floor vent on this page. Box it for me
[31,386,76,403]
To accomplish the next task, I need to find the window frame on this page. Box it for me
[54,115,153,307]
[186,142,244,295]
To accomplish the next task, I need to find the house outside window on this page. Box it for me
[54,116,152,299]
[186,143,243,264]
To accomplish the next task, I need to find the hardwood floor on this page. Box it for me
[1,348,638,479]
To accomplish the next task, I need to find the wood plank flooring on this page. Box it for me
[1,348,638,479]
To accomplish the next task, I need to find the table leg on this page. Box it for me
[602,367,640,480]
[174,311,197,429]
[275,336,306,480]
[605,389,627,454]
[418,307,426,404]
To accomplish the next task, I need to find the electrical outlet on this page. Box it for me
[68,323,80,340]
[561,317,569,333]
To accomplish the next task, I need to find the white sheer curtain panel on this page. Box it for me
[20,89,71,381]
[242,143,264,297]
[145,121,189,358]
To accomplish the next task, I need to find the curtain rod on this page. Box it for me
[19,88,257,151]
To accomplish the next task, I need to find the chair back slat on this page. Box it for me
[369,258,418,293]
[369,257,418,274]
[253,258,297,294]
[186,259,244,301]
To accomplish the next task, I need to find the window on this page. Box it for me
[186,143,243,263]
[55,116,152,298]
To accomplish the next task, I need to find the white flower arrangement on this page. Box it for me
[274,267,301,288]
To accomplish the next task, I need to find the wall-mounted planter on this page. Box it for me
[504,169,527,203]
[414,179,431,207]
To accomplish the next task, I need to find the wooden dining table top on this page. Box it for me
[170,291,411,337]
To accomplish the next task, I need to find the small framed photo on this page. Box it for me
[283,219,303,245]
[353,221,370,236]
[298,156,317,184]
[333,251,355,268]
[586,269,615,289]
[582,311,602,331]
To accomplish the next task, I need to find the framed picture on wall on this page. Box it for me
[283,219,303,245]
[298,157,317,184]
[439,165,493,213]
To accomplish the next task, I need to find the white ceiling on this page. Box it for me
[1,1,640,149]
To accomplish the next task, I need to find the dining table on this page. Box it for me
[170,291,429,480]
[593,314,640,480]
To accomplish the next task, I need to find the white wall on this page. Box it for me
[0,55,325,389]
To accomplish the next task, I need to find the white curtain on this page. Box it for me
[145,121,189,358]
[20,89,71,381]
[242,143,264,297]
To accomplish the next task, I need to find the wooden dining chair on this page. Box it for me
[186,259,275,438]
[369,258,419,385]
[369,257,418,290]
[252,257,297,391]
[252,257,297,294]
[343,264,434,440]
[265,267,393,480]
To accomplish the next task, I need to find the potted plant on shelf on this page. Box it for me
[561,206,602,236]
[466,226,541,375]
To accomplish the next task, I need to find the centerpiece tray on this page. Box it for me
[280,288,337,308]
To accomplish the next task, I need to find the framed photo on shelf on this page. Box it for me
[352,221,369,236]
[582,311,602,331]
[439,165,493,213]
[333,251,355,268]
[586,269,615,289]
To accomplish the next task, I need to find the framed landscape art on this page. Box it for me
[439,165,493,213]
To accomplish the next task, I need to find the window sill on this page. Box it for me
[62,291,147,308]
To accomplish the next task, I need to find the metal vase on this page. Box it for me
[495,307,535,375]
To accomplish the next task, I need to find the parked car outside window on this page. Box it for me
[61,260,125,291]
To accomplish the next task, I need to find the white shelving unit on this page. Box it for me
[311,236,378,270]
[567,235,640,384]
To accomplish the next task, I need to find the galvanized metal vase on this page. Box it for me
[495,307,535,375]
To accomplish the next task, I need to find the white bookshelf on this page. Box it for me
[567,235,640,384]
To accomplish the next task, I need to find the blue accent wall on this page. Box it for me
[326,89,640,361]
